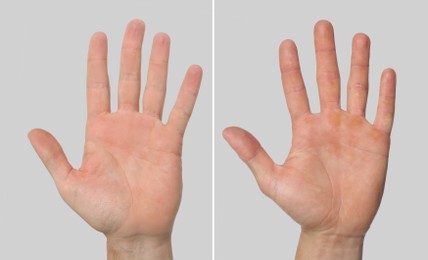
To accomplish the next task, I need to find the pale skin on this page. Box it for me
[223,20,396,259]
[28,19,203,260]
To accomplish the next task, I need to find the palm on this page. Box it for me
[62,113,182,237]
[274,111,389,236]
[224,21,396,238]
[29,19,202,241]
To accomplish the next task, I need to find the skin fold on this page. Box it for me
[29,19,203,260]
[224,20,396,260]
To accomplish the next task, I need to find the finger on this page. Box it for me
[223,127,276,196]
[374,69,396,134]
[279,39,311,121]
[167,65,202,135]
[86,32,110,118]
[28,129,73,184]
[142,33,171,118]
[347,33,370,116]
[118,19,145,111]
[314,20,341,111]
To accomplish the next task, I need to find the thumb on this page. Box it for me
[28,128,73,184]
[223,126,276,195]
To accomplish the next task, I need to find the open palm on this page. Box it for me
[224,21,396,239]
[29,19,202,243]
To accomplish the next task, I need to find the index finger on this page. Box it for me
[86,32,111,118]
[279,39,310,121]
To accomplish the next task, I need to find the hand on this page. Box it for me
[223,20,396,259]
[29,19,202,259]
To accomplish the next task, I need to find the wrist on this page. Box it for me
[295,230,364,260]
[107,234,173,260]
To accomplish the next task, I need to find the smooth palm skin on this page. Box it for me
[270,110,389,236]
[64,112,183,238]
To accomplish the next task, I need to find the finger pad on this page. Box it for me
[223,127,260,161]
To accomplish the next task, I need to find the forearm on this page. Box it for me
[107,236,173,260]
[295,230,364,260]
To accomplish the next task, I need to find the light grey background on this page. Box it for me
[216,0,426,259]
[1,0,211,259]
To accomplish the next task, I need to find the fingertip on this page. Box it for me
[28,128,37,140]
[27,129,58,165]
[184,65,203,88]
[353,33,371,48]
[222,126,237,142]
[382,68,397,81]
[279,39,298,59]
[279,39,296,51]
[88,33,108,63]
[380,68,396,98]
[315,19,333,27]
[27,128,73,181]
[188,64,203,76]
[222,127,256,156]
[123,19,145,41]
[314,19,333,34]
[153,32,171,45]
[91,31,107,40]
[28,128,48,144]
[128,18,146,30]
[89,32,108,49]
[28,129,39,147]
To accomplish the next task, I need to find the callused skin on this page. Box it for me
[29,19,203,260]
[224,20,396,259]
